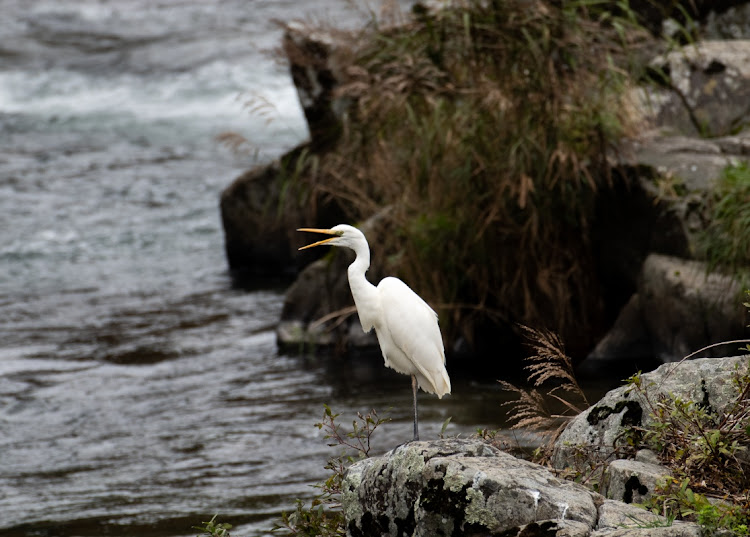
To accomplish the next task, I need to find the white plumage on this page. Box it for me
[374,277,451,397]
[298,224,451,440]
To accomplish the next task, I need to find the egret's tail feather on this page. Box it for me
[434,368,451,399]
[416,367,451,399]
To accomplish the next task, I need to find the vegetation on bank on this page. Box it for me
[495,313,750,536]
[699,161,750,284]
[278,0,654,350]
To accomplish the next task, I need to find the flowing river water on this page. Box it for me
[0,2,539,535]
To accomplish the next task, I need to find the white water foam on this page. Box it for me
[0,64,305,128]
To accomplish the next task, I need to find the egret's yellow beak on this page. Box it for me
[297,228,340,250]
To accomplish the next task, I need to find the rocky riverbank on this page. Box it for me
[341,356,749,536]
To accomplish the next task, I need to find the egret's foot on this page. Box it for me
[394,438,421,450]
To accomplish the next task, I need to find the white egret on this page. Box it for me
[298,224,451,441]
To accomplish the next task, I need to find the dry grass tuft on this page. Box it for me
[499,325,590,443]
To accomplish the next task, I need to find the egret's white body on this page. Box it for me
[298,224,451,440]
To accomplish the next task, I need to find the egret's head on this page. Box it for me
[297,224,365,250]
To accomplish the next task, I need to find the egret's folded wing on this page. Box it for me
[378,277,451,397]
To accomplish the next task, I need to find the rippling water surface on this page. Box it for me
[0,1,519,535]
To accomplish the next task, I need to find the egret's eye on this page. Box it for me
[335,230,344,237]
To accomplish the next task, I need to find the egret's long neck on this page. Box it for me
[346,238,379,332]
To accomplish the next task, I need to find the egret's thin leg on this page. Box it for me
[411,374,419,441]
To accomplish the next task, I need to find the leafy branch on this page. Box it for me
[272,406,390,536]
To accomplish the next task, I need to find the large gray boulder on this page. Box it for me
[342,438,700,537]
[639,254,748,361]
[600,457,671,505]
[586,254,748,364]
[641,40,750,137]
[554,355,750,470]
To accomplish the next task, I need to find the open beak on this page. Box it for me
[297,228,338,250]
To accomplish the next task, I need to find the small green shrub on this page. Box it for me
[647,477,749,537]
[626,359,750,534]
[272,406,389,536]
[700,162,750,279]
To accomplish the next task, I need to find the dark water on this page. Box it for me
[0,2,524,536]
